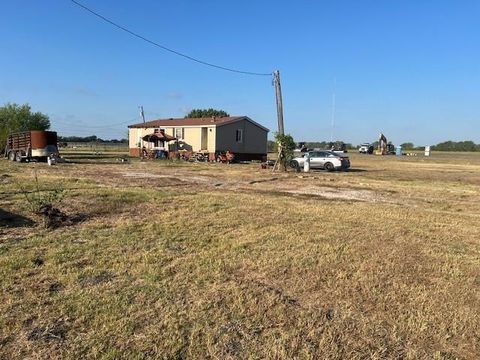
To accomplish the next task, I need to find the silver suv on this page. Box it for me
[290,150,350,171]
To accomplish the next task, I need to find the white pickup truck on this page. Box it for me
[358,143,373,154]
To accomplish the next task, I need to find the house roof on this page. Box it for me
[128,116,269,132]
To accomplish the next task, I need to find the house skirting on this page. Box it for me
[128,148,266,162]
[129,148,141,157]
[231,153,266,161]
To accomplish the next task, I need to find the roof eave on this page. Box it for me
[216,116,269,132]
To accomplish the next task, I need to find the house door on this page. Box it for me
[201,127,208,150]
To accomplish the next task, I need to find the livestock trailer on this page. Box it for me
[4,131,59,162]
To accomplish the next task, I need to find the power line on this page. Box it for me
[52,118,137,129]
[69,0,272,77]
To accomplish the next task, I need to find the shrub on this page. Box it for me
[19,171,66,228]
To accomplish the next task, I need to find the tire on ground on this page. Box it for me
[290,160,300,172]
[15,152,23,162]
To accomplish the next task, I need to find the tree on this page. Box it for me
[185,108,230,118]
[274,132,295,171]
[400,142,415,150]
[0,103,50,149]
[306,141,329,149]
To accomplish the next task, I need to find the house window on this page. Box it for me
[236,129,243,143]
[154,128,165,134]
[175,127,184,140]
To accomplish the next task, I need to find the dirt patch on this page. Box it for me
[78,271,115,287]
[0,335,13,347]
[27,321,68,342]
[0,174,12,184]
[32,256,44,267]
[48,282,64,294]
[120,171,213,183]
[121,172,174,179]
[119,171,214,188]
[248,177,279,185]
[282,186,383,202]
[118,170,386,202]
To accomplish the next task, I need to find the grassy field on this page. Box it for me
[1,152,479,359]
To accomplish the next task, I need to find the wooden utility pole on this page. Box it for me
[273,70,286,171]
[139,106,145,123]
[273,70,284,135]
[138,106,146,157]
[330,77,336,143]
[138,105,145,122]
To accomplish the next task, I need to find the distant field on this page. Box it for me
[1,153,479,359]
[58,144,129,162]
[60,143,128,155]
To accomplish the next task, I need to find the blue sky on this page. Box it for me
[1,0,479,145]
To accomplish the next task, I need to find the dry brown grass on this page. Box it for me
[1,152,479,359]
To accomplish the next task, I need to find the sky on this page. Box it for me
[1,0,479,145]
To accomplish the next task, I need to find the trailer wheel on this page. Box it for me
[15,152,23,162]
[8,151,16,161]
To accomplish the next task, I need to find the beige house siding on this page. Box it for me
[170,126,215,152]
[186,127,202,151]
[128,126,216,153]
[128,127,148,149]
[207,127,216,152]
[164,127,175,137]
[215,119,267,154]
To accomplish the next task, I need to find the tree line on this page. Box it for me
[267,140,356,152]
[268,140,480,152]
[430,141,480,152]
[58,135,127,143]
[399,141,480,151]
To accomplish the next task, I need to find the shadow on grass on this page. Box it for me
[63,155,119,160]
[302,168,368,173]
[0,209,35,228]
[64,160,128,165]
[0,209,91,231]
[345,168,368,173]
[61,153,130,164]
